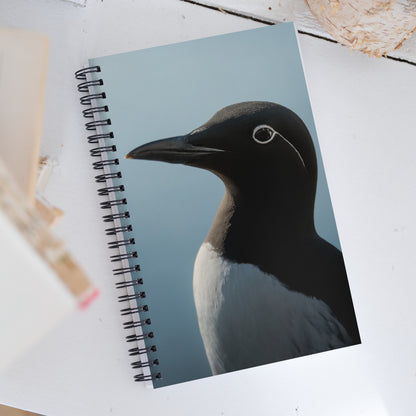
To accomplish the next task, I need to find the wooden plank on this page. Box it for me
[183,0,416,65]
[0,403,42,416]
[0,27,49,203]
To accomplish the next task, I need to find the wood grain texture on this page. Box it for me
[306,0,416,56]
[0,404,42,416]
[1,1,416,415]
[0,27,49,202]
[185,0,416,64]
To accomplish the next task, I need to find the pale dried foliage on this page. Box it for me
[305,0,416,56]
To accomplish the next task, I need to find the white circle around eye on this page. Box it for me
[252,124,277,144]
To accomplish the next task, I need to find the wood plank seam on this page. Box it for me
[180,0,416,67]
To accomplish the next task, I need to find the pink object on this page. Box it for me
[78,288,100,310]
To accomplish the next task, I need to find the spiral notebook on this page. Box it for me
[75,23,361,388]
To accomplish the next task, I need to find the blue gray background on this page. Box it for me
[90,23,342,388]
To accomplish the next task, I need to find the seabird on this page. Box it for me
[126,101,360,375]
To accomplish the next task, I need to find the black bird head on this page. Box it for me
[126,102,317,197]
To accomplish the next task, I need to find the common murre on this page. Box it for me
[126,101,360,375]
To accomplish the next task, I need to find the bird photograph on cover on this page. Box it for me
[126,101,361,376]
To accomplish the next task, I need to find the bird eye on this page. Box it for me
[252,125,276,144]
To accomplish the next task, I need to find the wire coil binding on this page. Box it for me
[80,92,106,105]
[75,65,101,80]
[93,159,119,170]
[131,358,159,369]
[88,132,114,144]
[77,79,103,93]
[121,304,149,315]
[83,106,109,118]
[102,211,130,222]
[108,238,135,249]
[113,265,141,276]
[126,332,153,342]
[115,278,143,289]
[100,198,127,209]
[129,345,157,355]
[95,171,121,183]
[111,251,137,262]
[75,65,160,383]
[91,145,117,157]
[86,118,111,131]
[106,224,131,236]
[124,318,152,330]
[119,292,146,303]
[98,185,125,196]
[134,373,162,382]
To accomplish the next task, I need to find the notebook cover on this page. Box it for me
[87,23,360,388]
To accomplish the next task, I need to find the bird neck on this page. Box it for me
[205,178,317,262]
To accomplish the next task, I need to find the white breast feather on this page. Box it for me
[193,243,351,375]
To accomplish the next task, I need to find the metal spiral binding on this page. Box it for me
[93,159,119,170]
[77,79,103,93]
[88,132,114,144]
[108,238,135,249]
[98,185,125,197]
[116,278,143,289]
[83,106,109,118]
[102,211,130,222]
[80,92,106,106]
[129,345,157,356]
[75,65,101,80]
[95,171,121,183]
[131,358,159,369]
[126,332,153,342]
[119,292,146,303]
[105,224,131,235]
[113,265,141,276]
[121,304,149,315]
[75,65,160,383]
[135,373,162,382]
[124,318,151,329]
[111,251,137,262]
[86,118,111,131]
[91,145,117,157]
[100,198,127,209]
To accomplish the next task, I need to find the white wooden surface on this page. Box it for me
[0,1,416,415]
[188,0,416,63]
[61,0,86,6]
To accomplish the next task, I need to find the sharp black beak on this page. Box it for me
[126,135,224,165]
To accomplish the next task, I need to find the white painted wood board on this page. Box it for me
[60,0,86,6]
[0,1,416,416]
[186,0,416,64]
